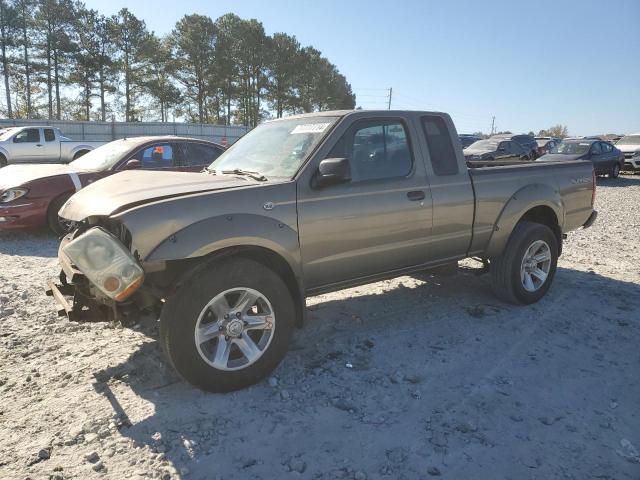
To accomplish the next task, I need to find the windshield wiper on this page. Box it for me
[221,169,268,182]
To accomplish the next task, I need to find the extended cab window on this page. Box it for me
[137,144,175,169]
[44,129,56,142]
[331,120,412,182]
[13,128,40,143]
[421,116,459,175]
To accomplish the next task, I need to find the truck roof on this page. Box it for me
[0,125,59,130]
[106,135,222,147]
[277,109,448,121]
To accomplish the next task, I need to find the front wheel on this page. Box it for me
[609,163,620,178]
[47,193,74,236]
[160,257,295,392]
[490,221,558,304]
[0,154,6,168]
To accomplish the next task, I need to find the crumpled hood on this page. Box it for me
[464,148,496,156]
[537,153,585,162]
[0,163,72,190]
[60,170,256,221]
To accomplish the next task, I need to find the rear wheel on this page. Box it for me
[609,163,620,178]
[160,257,295,392]
[490,221,558,304]
[47,193,74,236]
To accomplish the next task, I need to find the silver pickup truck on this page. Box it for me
[0,126,104,167]
[47,110,597,392]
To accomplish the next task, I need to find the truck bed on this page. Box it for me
[467,159,595,255]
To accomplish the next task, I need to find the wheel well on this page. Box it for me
[158,246,305,328]
[518,205,562,255]
[47,191,74,216]
[73,149,89,160]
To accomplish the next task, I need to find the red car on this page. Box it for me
[0,136,224,234]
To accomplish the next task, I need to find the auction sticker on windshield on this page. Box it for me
[290,123,331,134]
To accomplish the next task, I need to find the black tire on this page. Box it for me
[47,193,74,236]
[0,154,6,168]
[490,221,558,305]
[160,257,295,392]
[72,150,89,160]
[609,163,620,179]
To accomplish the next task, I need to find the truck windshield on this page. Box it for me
[70,141,134,171]
[616,135,640,145]
[209,116,339,178]
[0,128,17,140]
[550,142,591,155]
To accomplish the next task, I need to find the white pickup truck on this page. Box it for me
[0,126,105,167]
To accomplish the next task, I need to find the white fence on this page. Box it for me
[0,119,248,145]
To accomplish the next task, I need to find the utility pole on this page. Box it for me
[490,116,496,136]
[387,87,393,110]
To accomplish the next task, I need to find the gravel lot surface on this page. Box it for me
[1,175,639,480]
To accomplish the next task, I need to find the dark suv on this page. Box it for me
[490,134,538,159]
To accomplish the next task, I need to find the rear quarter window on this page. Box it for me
[44,129,56,142]
[421,116,459,176]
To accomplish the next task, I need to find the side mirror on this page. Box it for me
[123,159,142,170]
[312,158,351,188]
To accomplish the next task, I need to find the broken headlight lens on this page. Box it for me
[63,227,144,301]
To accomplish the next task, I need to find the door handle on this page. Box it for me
[407,190,425,201]
[36,144,43,147]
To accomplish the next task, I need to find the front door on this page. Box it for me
[297,118,433,291]
[128,142,178,172]
[589,142,604,172]
[11,128,44,162]
[496,141,522,161]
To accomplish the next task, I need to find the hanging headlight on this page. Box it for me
[63,227,144,301]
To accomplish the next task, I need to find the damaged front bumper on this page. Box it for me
[45,233,150,325]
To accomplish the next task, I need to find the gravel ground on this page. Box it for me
[1,175,639,480]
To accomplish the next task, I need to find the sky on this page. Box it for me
[84,0,640,136]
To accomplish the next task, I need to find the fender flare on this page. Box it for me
[484,183,564,258]
[69,145,94,159]
[145,214,306,324]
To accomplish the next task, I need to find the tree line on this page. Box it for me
[470,124,570,139]
[0,1,356,126]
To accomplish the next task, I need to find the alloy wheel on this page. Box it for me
[520,240,552,292]
[194,287,275,371]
